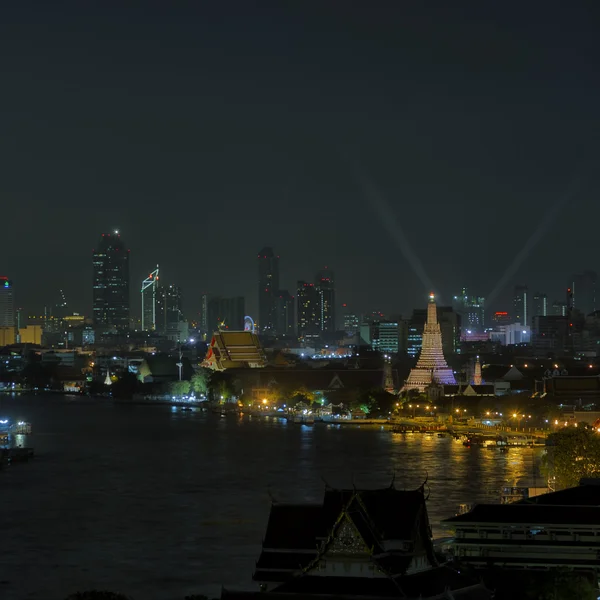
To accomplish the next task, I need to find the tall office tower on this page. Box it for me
[403,294,456,392]
[551,301,567,317]
[371,321,400,354]
[342,305,360,336]
[200,293,209,334]
[274,290,295,336]
[571,271,597,316]
[206,296,245,332]
[92,231,130,331]
[0,277,15,327]
[452,287,485,332]
[513,285,528,326]
[297,281,321,339]
[141,266,159,331]
[532,292,548,318]
[258,247,279,333]
[158,284,183,333]
[315,267,335,332]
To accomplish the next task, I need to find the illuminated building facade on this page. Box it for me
[0,277,14,328]
[92,232,130,331]
[342,307,359,335]
[156,284,185,336]
[141,266,159,331]
[258,247,279,333]
[404,295,456,392]
[274,290,295,335]
[371,321,399,354]
[297,281,320,339]
[532,292,548,318]
[492,311,511,325]
[513,285,528,326]
[316,267,335,333]
[452,287,485,332]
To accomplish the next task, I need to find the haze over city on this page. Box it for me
[2,1,600,318]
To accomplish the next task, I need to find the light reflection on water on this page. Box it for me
[0,396,543,600]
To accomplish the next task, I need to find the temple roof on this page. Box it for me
[202,331,267,370]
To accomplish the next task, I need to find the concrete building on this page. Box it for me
[297,281,321,340]
[513,285,528,326]
[315,267,335,333]
[0,277,14,328]
[370,321,400,354]
[92,232,130,331]
[258,247,279,333]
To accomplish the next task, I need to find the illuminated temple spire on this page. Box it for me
[473,355,482,385]
[403,293,456,392]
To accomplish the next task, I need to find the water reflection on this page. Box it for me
[0,396,544,600]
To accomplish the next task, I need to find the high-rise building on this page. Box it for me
[200,293,209,334]
[571,271,597,316]
[156,284,183,334]
[532,292,548,320]
[141,266,159,331]
[206,296,245,332]
[492,311,511,325]
[551,301,567,317]
[258,247,279,333]
[342,306,360,336]
[92,232,130,331]
[297,281,320,339]
[513,285,528,326]
[403,294,456,392]
[452,288,485,332]
[315,267,335,333]
[371,321,400,354]
[274,290,295,336]
[0,277,15,328]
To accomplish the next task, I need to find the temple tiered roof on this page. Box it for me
[227,483,491,600]
[403,295,456,392]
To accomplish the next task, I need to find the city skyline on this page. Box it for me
[2,3,599,320]
[3,231,598,328]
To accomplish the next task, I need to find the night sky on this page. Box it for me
[2,1,599,320]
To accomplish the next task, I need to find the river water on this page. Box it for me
[0,395,541,600]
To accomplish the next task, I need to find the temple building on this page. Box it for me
[202,331,266,370]
[221,484,492,600]
[403,295,456,392]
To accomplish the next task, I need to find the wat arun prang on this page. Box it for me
[403,294,456,392]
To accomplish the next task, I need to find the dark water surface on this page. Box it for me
[0,395,539,600]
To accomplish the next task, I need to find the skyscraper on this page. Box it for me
[156,284,183,334]
[0,277,15,328]
[200,293,209,335]
[297,281,320,339]
[92,232,130,331]
[571,271,597,316]
[275,290,295,336]
[316,267,335,332]
[258,247,279,333]
[532,292,548,318]
[403,294,456,392]
[513,285,528,326]
[141,266,159,331]
[452,287,485,332]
